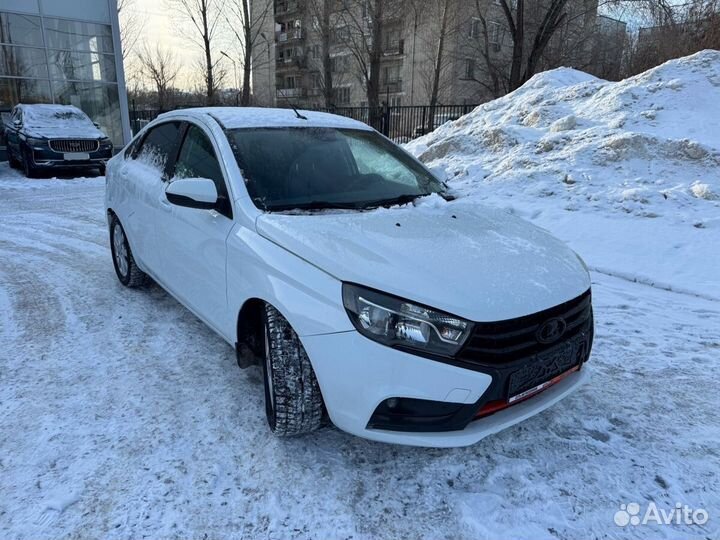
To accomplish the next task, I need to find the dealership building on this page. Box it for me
[0,0,130,156]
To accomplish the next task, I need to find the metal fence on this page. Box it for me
[316,104,479,142]
[130,102,480,142]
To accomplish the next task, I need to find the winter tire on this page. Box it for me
[22,148,37,178]
[262,304,324,436]
[8,151,20,169]
[110,214,147,288]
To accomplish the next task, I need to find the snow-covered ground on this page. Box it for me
[1,52,719,539]
[408,50,720,301]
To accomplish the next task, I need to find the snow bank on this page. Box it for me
[407,50,720,299]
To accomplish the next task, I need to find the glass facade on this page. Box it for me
[0,8,126,146]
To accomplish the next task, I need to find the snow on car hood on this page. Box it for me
[21,105,106,139]
[256,197,591,322]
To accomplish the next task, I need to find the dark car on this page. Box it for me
[4,104,113,177]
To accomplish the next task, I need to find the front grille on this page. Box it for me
[49,139,99,153]
[458,289,592,365]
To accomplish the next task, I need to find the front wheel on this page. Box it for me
[8,149,21,169]
[22,148,37,178]
[109,215,147,287]
[262,304,324,436]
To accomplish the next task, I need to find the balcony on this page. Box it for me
[383,39,405,56]
[276,28,304,42]
[382,80,403,93]
[275,0,302,15]
[276,56,308,70]
[276,87,307,98]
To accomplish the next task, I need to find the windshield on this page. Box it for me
[225,127,445,211]
[23,106,94,130]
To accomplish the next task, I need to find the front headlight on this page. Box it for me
[342,283,473,356]
[26,137,46,146]
[99,137,113,147]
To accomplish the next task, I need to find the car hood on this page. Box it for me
[256,197,591,322]
[23,125,106,140]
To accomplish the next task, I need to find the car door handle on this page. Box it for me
[159,197,172,212]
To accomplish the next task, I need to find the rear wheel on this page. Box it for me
[261,304,324,436]
[109,214,147,288]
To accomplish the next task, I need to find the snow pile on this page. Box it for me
[407,50,720,299]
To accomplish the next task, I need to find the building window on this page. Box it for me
[470,18,481,38]
[383,64,401,84]
[43,18,114,54]
[0,45,50,79]
[489,21,501,44]
[0,77,52,107]
[463,58,475,80]
[47,49,117,82]
[334,86,350,105]
[384,26,402,54]
[0,12,44,47]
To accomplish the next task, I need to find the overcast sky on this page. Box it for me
[123,0,210,89]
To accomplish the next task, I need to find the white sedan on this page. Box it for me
[105,107,593,447]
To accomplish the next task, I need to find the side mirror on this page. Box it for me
[165,177,218,210]
[93,122,101,129]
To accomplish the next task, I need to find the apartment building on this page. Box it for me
[251,0,614,109]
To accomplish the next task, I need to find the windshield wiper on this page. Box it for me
[265,200,365,212]
[358,193,426,209]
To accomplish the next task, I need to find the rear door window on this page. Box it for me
[135,121,181,175]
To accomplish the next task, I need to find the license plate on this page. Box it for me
[508,365,579,404]
[508,338,580,398]
[64,152,90,161]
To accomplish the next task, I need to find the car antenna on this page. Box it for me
[279,93,307,120]
[292,106,308,120]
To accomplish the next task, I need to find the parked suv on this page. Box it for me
[105,107,593,447]
[4,104,113,177]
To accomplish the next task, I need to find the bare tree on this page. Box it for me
[166,0,226,105]
[498,0,573,91]
[224,0,273,106]
[336,0,387,115]
[422,0,457,129]
[462,0,606,97]
[307,0,336,108]
[137,44,181,111]
[613,0,720,76]
[117,0,145,60]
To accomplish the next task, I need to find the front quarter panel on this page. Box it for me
[227,225,353,337]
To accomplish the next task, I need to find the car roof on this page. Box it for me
[157,107,373,131]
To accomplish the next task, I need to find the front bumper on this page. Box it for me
[29,145,112,168]
[302,329,591,448]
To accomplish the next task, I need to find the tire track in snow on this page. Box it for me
[590,265,720,303]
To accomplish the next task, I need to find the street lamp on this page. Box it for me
[220,51,240,106]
